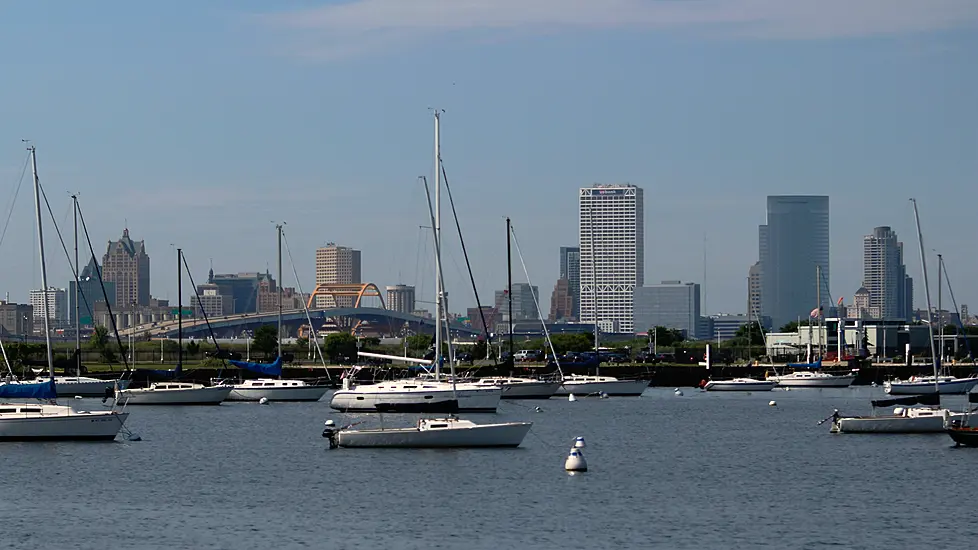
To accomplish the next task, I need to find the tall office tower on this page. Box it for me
[386,285,416,314]
[29,287,68,324]
[862,226,913,320]
[759,196,829,330]
[69,257,116,325]
[633,281,701,339]
[579,184,644,333]
[314,243,362,308]
[748,262,763,318]
[559,246,580,319]
[493,283,540,322]
[549,278,574,322]
[210,271,275,314]
[102,228,151,307]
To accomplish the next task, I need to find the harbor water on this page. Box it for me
[4,386,978,549]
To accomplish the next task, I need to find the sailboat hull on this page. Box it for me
[330,387,500,413]
[0,411,128,441]
[833,410,966,433]
[769,374,855,388]
[117,386,231,405]
[336,421,532,448]
[884,378,978,395]
[226,385,328,402]
[29,377,131,397]
[947,426,978,446]
[554,380,648,396]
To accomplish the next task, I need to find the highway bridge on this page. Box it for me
[121,307,479,339]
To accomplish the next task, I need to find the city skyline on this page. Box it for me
[0,2,975,318]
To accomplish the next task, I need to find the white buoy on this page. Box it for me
[74,395,83,400]
[259,397,269,405]
[783,387,790,392]
[564,448,587,472]
[325,419,336,427]
[534,406,543,412]
[769,400,777,406]
[871,382,878,387]
[599,392,609,399]
[674,389,683,396]
[568,394,577,402]
[573,436,586,449]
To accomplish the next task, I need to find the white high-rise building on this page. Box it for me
[314,243,361,308]
[862,226,912,321]
[579,184,644,333]
[386,284,416,314]
[29,287,68,325]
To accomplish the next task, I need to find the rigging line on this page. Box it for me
[0,152,30,250]
[180,252,222,353]
[76,198,129,374]
[508,223,563,378]
[939,257,974,363]
[37,183,95,333]
[439,160,496,357]
[281,228,330,378]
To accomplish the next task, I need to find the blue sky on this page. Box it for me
[0,1,976,319]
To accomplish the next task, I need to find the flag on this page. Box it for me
[837,296,844,306]
[809,306,820,318]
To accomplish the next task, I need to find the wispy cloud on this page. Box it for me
[256,0,978,59]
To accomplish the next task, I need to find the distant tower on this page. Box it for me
[314,243,362,308]
[102,228,151,306]
[862,226,912,320]
[559,246,580,319]
[759,196,829,329]
[386,285,416,314]
[579,184,644,333]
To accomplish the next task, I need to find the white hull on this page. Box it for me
[499,381,561,399]
[834,410,967,433]
[337,421,532,448]
[704,379,776,392]
[769,374,856,388]
[36,377,131,397]
[117,386,231,405]
[554,380,648,396]
[885,378,978,395]
[227,385,328,402]
[0,410,128,441]
[330,386,500,412]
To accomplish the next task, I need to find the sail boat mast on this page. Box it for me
[506,217,513,362]
[433,110,443,380]
[277,223,283,364]
[177,247,183,371]
[73,194,81,376]
[937,253,943,367]
[910,199,940,391]
[29,146,55,380]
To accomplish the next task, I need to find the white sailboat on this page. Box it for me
[327,111,530,448]
[0,146,129,441]
[471,377,562,399]
[830,199,957,433]
[885,254,978,395]
[114,248,230,405]
[769,370,855,388]
[224,224,329,402]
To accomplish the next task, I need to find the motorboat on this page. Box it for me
[944,392,978,446]
[554,375,648,396]
[472,377,561,399]
[225,378,329,402]
[116,382,231,405]
[324,416,532,448]
[28,376,131,397]
[0,401,129,441]
[768,371,855,388]
[329,378,501,413]
[884,375,978,395]
[703,378,775,392]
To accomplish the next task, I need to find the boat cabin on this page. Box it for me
[149,383,200,391]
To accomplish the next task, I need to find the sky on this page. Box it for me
[0,1,976,319]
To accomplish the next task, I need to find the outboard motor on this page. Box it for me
[322,419,339,449]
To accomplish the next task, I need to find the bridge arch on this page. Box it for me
[306,283,387,310]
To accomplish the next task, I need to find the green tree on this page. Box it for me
[252,325,279,357]
[186,340,200,357]
[296,337,309,349]
[406,333,433,354]
[89,325,109,350]
[324,333,358,363]
[549,333,594,354]
[472,339,488,360]
[731,323,765,347]
[778,320,812,333]
[648,326,684,348]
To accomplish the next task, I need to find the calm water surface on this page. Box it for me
[3,387,978,549]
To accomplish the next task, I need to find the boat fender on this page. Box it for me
[698,379,707,388]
